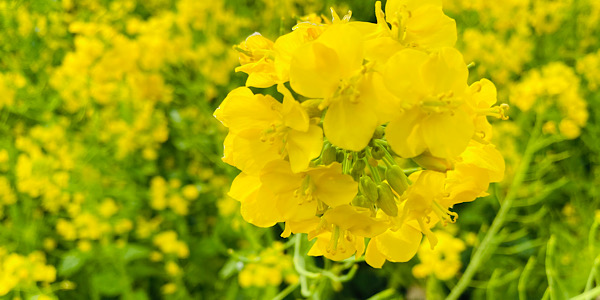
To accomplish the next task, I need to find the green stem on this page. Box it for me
[272,282,300,300]
[584,256,600,295]
[294,234,318,298]
[570,286,600,300]
[518,257,537,300]
[293,234,320,279]
[366,288,396,300]
[446,117,542,300]
[368,163,381,184]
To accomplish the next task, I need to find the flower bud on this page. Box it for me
[377,183,398,217]
[301,99,324,118]
[322,144,337,165]
[372,126,385,140]
[371,145,385,160]
[385,165,409,196]
[412,152,453,172]
[351,194,371,209]
[336,151,344,163]
[359,176,378,202]
[352,159,366,173]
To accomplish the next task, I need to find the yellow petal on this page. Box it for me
[213,87,254,128]
[308,232,356,261]
[229,173,260,201]
[404,5,457,49]
[287,125,323,173]
[276,190,319,222]
[260,160,303,194]
[365,238,386,268]
[279,84,310,132]
[213,88,281,135]
[311,163,358,208]
[421,47,468,96]
[240,185,283,227]
[323,93,378,151]
[225,132,282,175]
[230,173,283,227]
[315,24,364,78]
[373,224,422,262]
[421,109,474,159]
[290,42,341,98]
[386,108,427,158]
[384,49,429,105]
[322,205,388,237]
[361,72,403,125]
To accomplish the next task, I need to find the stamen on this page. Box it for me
[417,217,438,249]
[477,104,510,120]
[432,201,458,225]
[327,226,341,255]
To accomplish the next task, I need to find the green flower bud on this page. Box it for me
[371,145,385,160]
[357,150,366,159]
[385,165,409,196]
[301,99,323,118]
[377,183,398,217]
[373,126,385,140]
[412,152,453,172]
[322,144,337,165]
[359,176,378,202]
[351,194,371,209]
[352,159,366,173]
[336,151,344,163]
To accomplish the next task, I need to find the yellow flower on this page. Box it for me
[308,230,365,261]
[385,0,457,49]
[365,219,422,268]
[412,230,466,280]
[384,47,474,159]
[443,141,505,206]
[214,86,323,174]
[289,23,381,151]
[229,160,358,229]
[234,33,278,88]
[559,119,581,139]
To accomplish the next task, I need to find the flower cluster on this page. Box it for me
[412,229,466,280]
[510,62,588,139]
[216,0,507,267]
[238,242,298,288]
[0,249,56,296]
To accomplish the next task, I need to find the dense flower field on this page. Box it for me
[0,0,599,299]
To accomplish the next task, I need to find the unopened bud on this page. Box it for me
[351,195,371,208]
[357,150,366,159]
[385,165,409,196]
[373,126,385,140]
[336,151,344,163]
[359,176,378,202]
[377,183,398,217]
[352,159,366,173]
[371,145,385,160]
[322,144,337,165]
[412,152,453,172]
[301,99,323,118]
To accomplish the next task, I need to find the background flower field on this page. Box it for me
[0,0,599,299]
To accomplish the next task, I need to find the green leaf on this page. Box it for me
[58,251,86,277]
[122,244,151,262]
[92,271,125,296]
